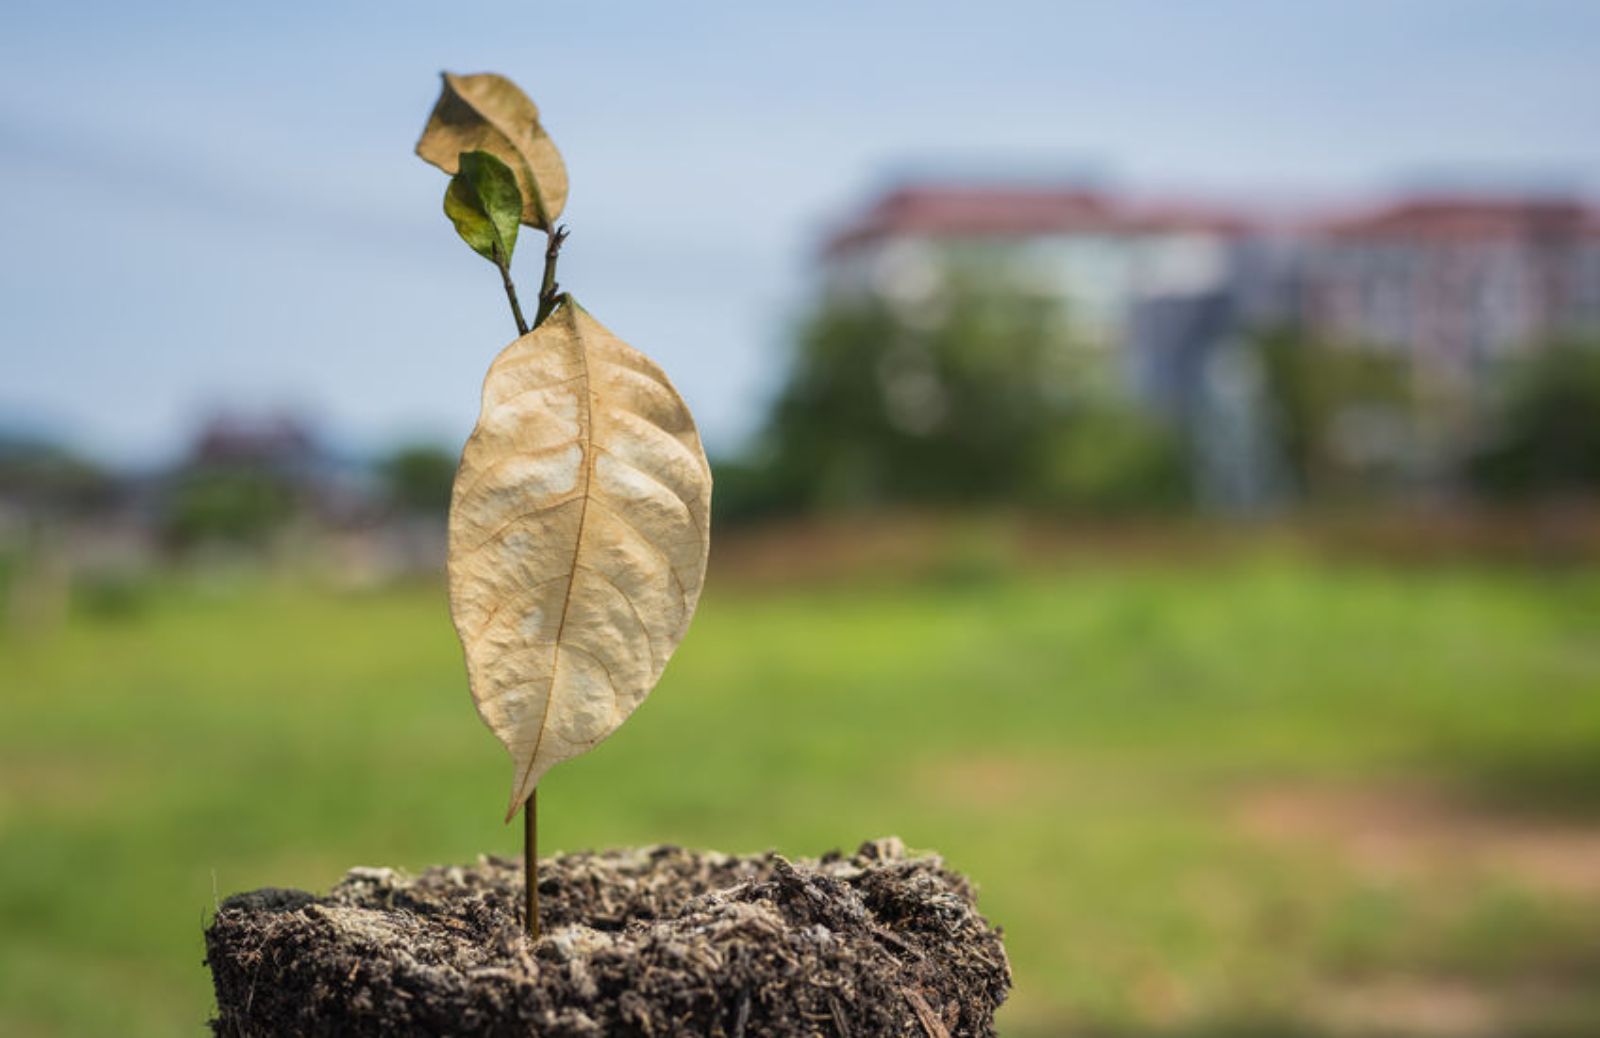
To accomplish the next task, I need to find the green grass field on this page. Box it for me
[3,551,1600,1035]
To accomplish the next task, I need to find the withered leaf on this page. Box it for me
[448,300,712,819]
[416,71,568,229]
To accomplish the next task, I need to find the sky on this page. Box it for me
[2,0,1598,466]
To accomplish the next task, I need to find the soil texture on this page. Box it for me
[205,837,1010,1036]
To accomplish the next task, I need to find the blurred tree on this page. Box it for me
[709,455,802,525]
[719,290,1187,520]
[0,434,111,512]
[0,435,110,627]
[381,444,457,514]
[1470,342,1600,499]
[1253,325,1415,500]
[163,470,294,548]
[1033,405,1188,513]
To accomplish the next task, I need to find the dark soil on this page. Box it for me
[205,837,1010,1037]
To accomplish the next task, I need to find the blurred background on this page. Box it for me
[4,2,1600,1035]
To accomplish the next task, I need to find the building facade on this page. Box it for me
[819,184,1600,505]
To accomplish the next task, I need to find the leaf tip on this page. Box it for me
[505,768,538,823]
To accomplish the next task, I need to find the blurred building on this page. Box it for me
[1306,198,1600,480]
[1309,198,1600,372]
[821,185,1269,347]
[819,185,1291,507]
[820,183,1600,505]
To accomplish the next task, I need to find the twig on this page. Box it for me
[733,991,751,1038]
[535,225,570,326]
[828,994,852,1037]
[493,244,530,337]
[903,989,951,1038]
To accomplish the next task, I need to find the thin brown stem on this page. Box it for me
[493,244,530,337]
[523,789,539,939]
[535,225,570,326]
[508,228,566,942]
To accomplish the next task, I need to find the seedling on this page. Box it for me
[415,73,713,939]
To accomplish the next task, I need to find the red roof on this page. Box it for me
[1319,197,1600,241]
[824,185,1253,256]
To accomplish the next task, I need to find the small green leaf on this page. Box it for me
[443,150,522,265]
[416,72,568,229]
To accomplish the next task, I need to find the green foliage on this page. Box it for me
[765,295,1061,505]
[1033,406,1189,513]
[1471,342,1600,500]
[0,436,110,511]
[162,470,294,548]
[1253,325,1416,499]
[708,455,803,525]
[443,150,522,265]
[736,292,1187,518]
[380,444,457,514]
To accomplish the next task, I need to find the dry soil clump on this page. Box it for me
[205,837,1009,1036]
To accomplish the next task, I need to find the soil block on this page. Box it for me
[204,837,1010,1036]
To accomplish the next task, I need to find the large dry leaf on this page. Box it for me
[416,72,568,229]
[448,301,711,819]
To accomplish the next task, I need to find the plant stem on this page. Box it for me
[523,789,539,940]
[535,225,570,326]
[508,226,568,941]
[493,245,530,337]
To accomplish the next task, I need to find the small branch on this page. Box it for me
[523,788,539,940]
[535,225,570,327]
[493,244,530,337]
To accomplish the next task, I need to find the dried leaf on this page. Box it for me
[416,71,568,229]
[448,300,712,819]
[443,150,522,265]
